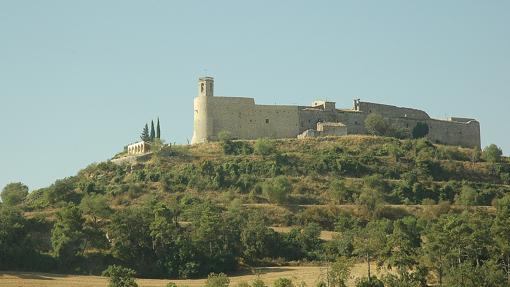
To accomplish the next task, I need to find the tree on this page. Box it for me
[412,122,429,139]
[79,193,112,226]
[385,217,424,285]
[141,124,150,142]
[45,177,78,204]
[482,144,503,163]
[189,201,241,274]
[364,114,389,136]
[156,117,161,139]
[150,120,156,141]
[149,202,195,278]
[1,182,28,206]
[0,206,33,269]
[102,265,138,287]
[51,204,85,266]
[263,176,292,204]
[108,206,157,277]
[328,256,352,287]
[240,214,278,263]
[353,220,389,281]
[491,194,510,284]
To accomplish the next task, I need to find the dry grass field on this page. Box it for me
[0,264,386,287]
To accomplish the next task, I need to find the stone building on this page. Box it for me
[191,77,481,148]
[127,141,151,155]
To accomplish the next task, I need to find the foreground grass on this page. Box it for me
[0,264,387,287]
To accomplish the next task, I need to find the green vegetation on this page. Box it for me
[102,265,138,287]
[412,122,429,139]
[1,136,510,286]
[141,124,150,142]
[1,182,28,206]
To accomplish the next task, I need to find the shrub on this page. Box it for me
[263,176,292,204]
[102,265,138,287]
[205,273,230,287]
[482,144,503,163]
[254,139,276,156]
[166,283,178,287]
[329,179,350,204]
[252,278,267,287]
[455,184,478,206]
[355,277,384,287]
[273,278,294,287]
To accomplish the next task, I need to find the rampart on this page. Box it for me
[191,77,481,148]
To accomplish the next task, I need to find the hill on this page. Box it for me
[1,135,510,286]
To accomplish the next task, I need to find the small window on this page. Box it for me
[265,119,269,124]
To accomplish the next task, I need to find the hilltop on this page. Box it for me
[2,135,510,286]
[26,135,510,212]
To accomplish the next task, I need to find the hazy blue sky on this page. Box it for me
[1,1,509,191]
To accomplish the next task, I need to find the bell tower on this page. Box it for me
[198,76,214,97]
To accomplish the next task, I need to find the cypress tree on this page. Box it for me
[141,123,150,142]
[156,117,161,139]
[150,120,155,141]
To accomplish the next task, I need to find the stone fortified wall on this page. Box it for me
[191,77,481,148]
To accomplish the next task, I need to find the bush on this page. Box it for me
[273,278,294,287]
[166,283,178,287]
[482,144,503,163]
[252,278,267,287]
[263,176,292,204]
[254,139,276,156]
[355,277,384,287]
[206,273,230,287]
[102,265,138,287]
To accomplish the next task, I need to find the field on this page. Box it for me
[0,264,386,287]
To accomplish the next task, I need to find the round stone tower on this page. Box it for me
[191,77,214,144]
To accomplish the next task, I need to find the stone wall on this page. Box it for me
[191,77,481,148]
[192,96,299,143]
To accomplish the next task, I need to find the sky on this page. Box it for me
[0,1,509,191]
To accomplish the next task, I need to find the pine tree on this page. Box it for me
[150,120,155,141]
[156,117,161,139]
[141,123,150,142]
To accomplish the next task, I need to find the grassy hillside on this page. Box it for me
[25,135,510,213]
[2,135,510,286]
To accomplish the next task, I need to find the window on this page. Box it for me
[265,119,269,124]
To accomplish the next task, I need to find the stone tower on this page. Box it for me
[191,77,214,144]
[198,76,214,97]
